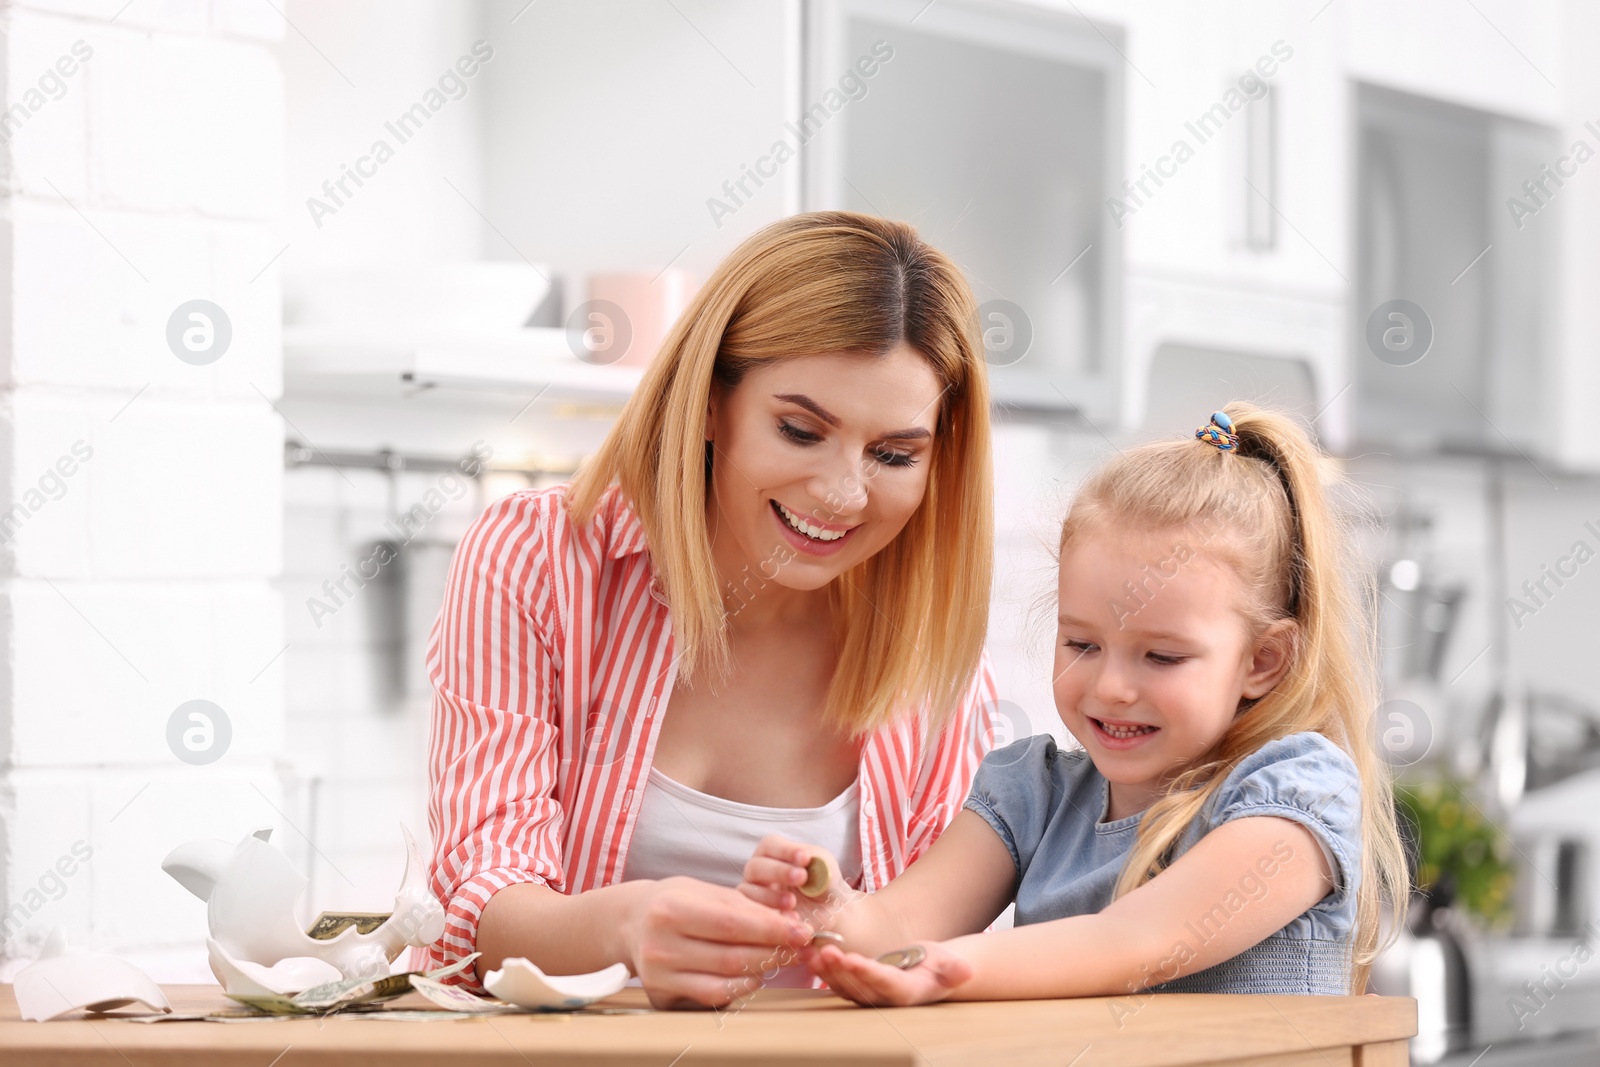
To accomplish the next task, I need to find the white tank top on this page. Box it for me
[621,764,862,988]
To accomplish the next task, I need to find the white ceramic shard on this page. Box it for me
[162,823,445,981]
[205,939,342,998]
[15,929,171,1022]
[481,958,632,1010]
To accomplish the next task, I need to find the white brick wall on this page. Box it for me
[0,0,287,978]
[277,462,545,914]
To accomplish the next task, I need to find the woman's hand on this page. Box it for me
[739,834,863,932]
[623,875,816,1010]
[801,941,974,1007]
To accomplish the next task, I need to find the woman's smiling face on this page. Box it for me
[705,343,944,593]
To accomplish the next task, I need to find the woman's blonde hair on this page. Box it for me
[1061,402,1408,995]
[567,211,993,738]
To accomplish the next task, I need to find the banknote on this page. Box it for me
[292,971,415,1011]
[291,953,483,1011]
[121,953,512,1022]
[408,975,521,1014]
[304,911,392,940]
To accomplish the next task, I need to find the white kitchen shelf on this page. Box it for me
[283,325,644,403]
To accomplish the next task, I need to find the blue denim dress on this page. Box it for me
[961,731,1361,995]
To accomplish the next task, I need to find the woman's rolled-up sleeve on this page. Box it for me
[424,491,569,983]
[903,649,999,865]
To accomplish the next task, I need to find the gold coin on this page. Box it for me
[799,856,831,898]
[810,930,845,946]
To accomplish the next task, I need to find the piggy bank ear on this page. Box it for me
[162,834,251,902]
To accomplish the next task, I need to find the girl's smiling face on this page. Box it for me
[705,344,944,595]
[1053,524,1295,820]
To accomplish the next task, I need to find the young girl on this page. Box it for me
[739,403,1410,1005]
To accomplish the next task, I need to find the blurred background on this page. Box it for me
[3,0,1600,1060]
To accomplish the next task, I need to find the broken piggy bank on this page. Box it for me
[162,825,445,985]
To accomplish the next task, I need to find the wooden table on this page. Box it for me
[0,983,1416,1066]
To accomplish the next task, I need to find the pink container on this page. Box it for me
[584,270,699,368]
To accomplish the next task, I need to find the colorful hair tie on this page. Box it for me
[1195,411,1239,451]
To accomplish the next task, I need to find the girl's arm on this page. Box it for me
[739,809,1018,957]
[807,815,1334,1005]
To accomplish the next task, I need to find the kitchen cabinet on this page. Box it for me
[1353,84,1559,460]
[800,0,1125,422]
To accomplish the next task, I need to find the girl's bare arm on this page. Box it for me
[801,815,1334,1006]
[739,809,1018,957]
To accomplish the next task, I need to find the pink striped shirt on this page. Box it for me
[424,483,997,984]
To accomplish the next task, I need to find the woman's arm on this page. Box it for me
[477,880,655,976]
[741,809,1017,957]
[808,815,1334,1005]
[478,878,813,1009]
[429,492,812,1009]
[425,492,572,983]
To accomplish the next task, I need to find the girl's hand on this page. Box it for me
[801,941,974,1007]
[739,834,862,928]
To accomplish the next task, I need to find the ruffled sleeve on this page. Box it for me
[1204,731,1363,918]
[961,734,1065,877]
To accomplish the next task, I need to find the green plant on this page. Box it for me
[1394,774,1515,928]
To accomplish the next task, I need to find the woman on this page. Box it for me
[424,211,998,1010]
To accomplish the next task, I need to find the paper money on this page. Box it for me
[408,975,521,1014]
[341,1009,549,1022]
[419,953,480,984]
[291,952,483,1011]
[304,911,392,940]
[292,971,414,1011]
[225,993,310,1015]
[113,952,624,1024]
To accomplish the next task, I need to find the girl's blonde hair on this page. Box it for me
[1061,402,1408,995]
[567,211,993,737]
